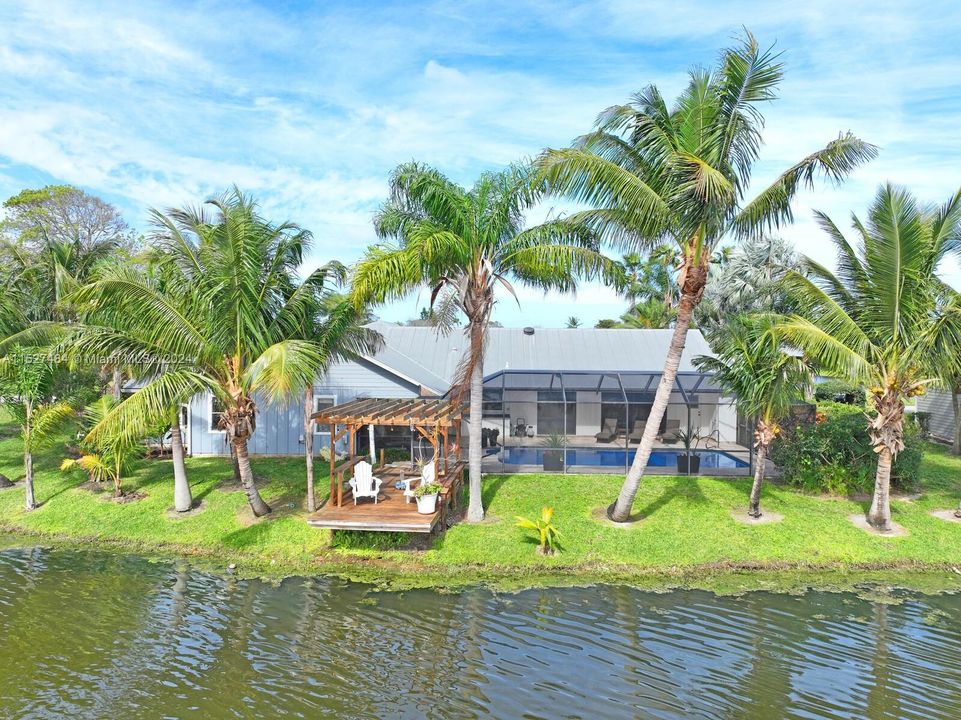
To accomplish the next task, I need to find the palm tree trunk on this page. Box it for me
[748,442,767,518]
[867,447,893,531]
[171,421,192,512]
[233,438,271,517]
[113,457,123,498]
[111,367,123,401]
[610,284,700,522]
[952,387,961,455]
[304,386,315,513]
[24,449,35,511]
[24,399,36,511]
[466,356,485,523]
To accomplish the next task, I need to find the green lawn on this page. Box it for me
[2,411,961,589]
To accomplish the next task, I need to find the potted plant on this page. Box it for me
[541,432,566,471]
[412,481,441,514]
[675,427,701,474]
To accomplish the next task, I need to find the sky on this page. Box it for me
[2,0,961,327]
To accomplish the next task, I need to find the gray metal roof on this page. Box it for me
[362,321,716,395]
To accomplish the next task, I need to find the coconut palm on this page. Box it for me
[63,188,335,517]
[536,31,876,521]
[351,161,618,522]
[694,315,811,517]
[776,184,961,530]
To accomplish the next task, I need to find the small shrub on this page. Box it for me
[813,380,866,405]
[771,402,923,494]
[382,448,411,464]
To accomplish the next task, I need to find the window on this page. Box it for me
[482,388,504,415]
[210,396,226,432]
[313,395,337,434]
[537,390,576,435]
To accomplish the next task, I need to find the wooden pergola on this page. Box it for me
[311,397,467,508]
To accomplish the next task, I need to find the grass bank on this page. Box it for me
[2,414,961,592]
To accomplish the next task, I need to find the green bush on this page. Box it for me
[771,402,923,494]
[813,380,866,405]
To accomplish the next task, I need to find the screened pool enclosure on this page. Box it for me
[477,369,752,475]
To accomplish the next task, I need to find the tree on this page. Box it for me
[299,267,379,513]
[64,188,334,517]
[61,394,142,498]
[536,31,876,522]
[0,185,136,321]
[615,298,676,329]
[566,316,581,328]
[777,184,961,530]
[0,351,74,510]
[694,315,811,517]
[697,235,804,336]
[351,161,616,522]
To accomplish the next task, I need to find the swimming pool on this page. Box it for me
[498,446,749,469]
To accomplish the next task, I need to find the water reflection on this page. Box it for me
[0,546,960,719]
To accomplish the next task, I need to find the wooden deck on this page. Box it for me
[306,463,464,533]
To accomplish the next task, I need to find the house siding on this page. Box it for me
[918,389,956,444]
[186,359,420,456]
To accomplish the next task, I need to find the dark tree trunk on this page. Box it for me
[24,449,35,511]
[233,438,271,517]
[748,443,767,518]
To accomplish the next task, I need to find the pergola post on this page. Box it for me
[329,422,336,507]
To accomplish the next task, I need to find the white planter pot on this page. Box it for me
[415,493,439,514]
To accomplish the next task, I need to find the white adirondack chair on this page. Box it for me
[348,461,383,505]
[402,460,436,504]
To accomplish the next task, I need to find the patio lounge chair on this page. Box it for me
[658,419,682,443]
[348,461,383,505]
[595,418,618,443]
[402,460,436,504]
[628,419,647,443]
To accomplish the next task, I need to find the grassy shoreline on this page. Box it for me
[3,417,961,593]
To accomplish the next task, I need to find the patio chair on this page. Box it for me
[514,417,527,437]
[658,419,682,443]
[348,461,383,505]
[628,419,647,443]
[595,417,618,443]
[402,460,436,504]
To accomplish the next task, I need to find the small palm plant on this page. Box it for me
[695,315,812,517]
[61,394,143,498]
[516,506,561,555]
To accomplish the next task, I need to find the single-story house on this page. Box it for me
[177,322,744,472]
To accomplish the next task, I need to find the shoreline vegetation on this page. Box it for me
[2,418,961,594]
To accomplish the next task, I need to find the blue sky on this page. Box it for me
[2,1,961,326]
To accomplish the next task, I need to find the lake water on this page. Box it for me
[1,544,960,719]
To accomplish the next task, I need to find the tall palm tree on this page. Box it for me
[777,184,961,530]
[536,32,876,522]
[694,315,811,518]
[351,161,617,522]
[299,277,380,513]
[64,188,335,517]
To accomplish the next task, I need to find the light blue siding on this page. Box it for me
[186,359,421,456]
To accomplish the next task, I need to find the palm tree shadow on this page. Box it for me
[481,474,510,507]
[634,475,710,519]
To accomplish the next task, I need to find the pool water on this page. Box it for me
[500,446,749,468]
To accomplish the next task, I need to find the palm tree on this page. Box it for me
[64,188,335,517]
[299,276,380,513]
[536,32,876,521]
[61,394,142,498]
[694,315,811,517]
[566,316,581,328]
[0,350,74,511]
[351,161,617,522]
[777,184,961,530]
